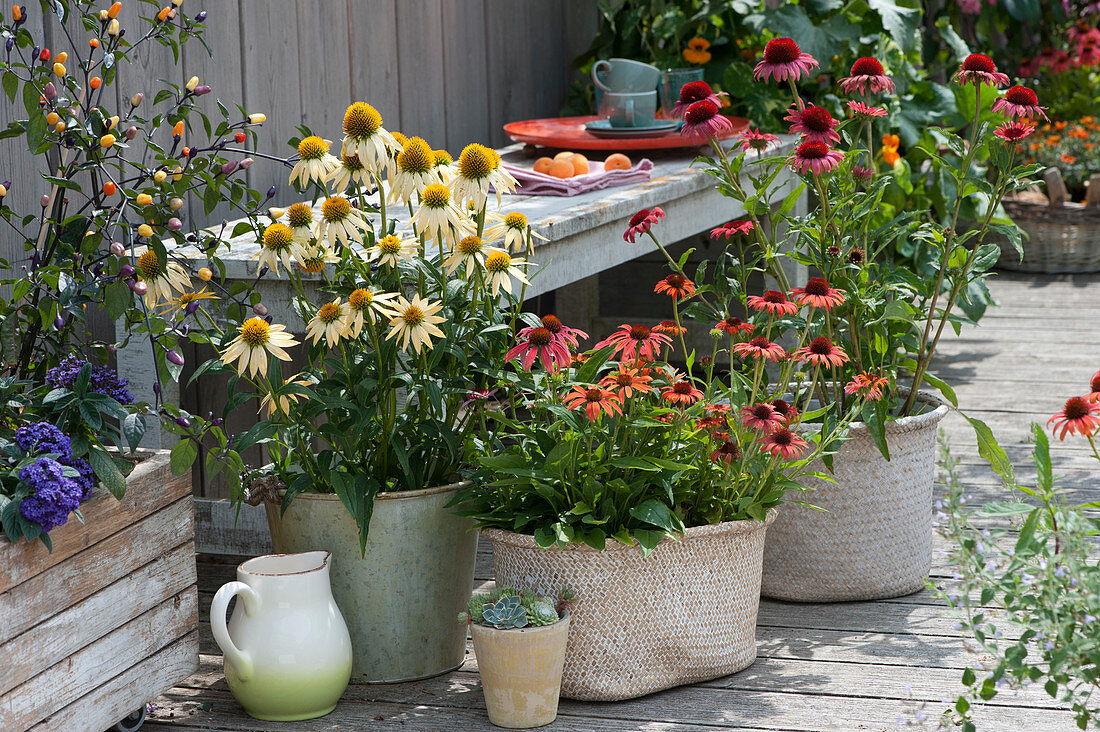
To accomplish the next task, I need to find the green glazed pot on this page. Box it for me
[264,482,477,683]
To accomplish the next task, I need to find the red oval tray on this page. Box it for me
[503,115,749,151]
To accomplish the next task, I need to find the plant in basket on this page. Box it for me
[1027,117,1100,200]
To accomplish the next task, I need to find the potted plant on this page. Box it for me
[189,109,532,682]
[461,586,574,729]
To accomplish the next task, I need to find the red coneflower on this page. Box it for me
[852,165,874,181]
[1047,396,1100,440]
[710,439,742,465]
[844,372,889,400]
[532,313,588,349]
[596,324,673,362]
[993,121,1035,143]
[505,326,572,372]
[599,364,654,398]
[654,274,696,300]
[711,219,756,240]
[732,336,786,362]
[716,315,754,336]
[680,100,734,143]
[992,85,1049,121]
[563,385,625,422]
[737,128,779,153]
[662,379,704,406]
[847,100,888,120]
[652,320,687,336]
[771,398,799,423]
[784,105,840,145]
[795,336,850,368]
[789,140,844,176]
[747,290,799,316]
[838,57,896,96]
[741,402,786,432]
[753,37,820,82]
[790,278,846,310]
[672,80,728,118]
[696,414,728,434]
[759,428,809,460]
[1086,369,1100,403]
[953,53,1010,88]
[623,207,665,243]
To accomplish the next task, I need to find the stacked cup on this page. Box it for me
[591,58,660,128]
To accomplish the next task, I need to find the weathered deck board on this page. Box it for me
[146,270,1100,728]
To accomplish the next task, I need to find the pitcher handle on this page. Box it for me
[211,581,260,681]
[591,60,611,92]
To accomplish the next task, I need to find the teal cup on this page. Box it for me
[659,67,705,115]
[592,58,660,93]
[598,90,657,128]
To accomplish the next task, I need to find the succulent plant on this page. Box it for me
[526,599,559,627]
[461,586,574,628]
[482,595,529,629]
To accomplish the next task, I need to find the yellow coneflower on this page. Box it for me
[316,195,367,249]
[389,136,442,205]
[296,243,340,274]
[483,211,547,254]
[443,235,485,277]
[305,297,351,347]
[220,317,299,378]
[160,286,219,315]
[135,248,191,308]
[255,222,305,275]
[259,373,312,417]
[285,202,315,244]
[341,102,400,178]
[290,136,339,188]
[408,183,474,250]
[386,294,446,354]
[346,287,399,337]
[482,247,531,296]
[328,152,373,192]
[449,143,518,209]
[367,233,418,268]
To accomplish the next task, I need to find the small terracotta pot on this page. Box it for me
[470,613,570,728]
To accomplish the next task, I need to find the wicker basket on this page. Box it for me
[994,198,1100,273]
[761,394,948,603]
[483,509,777,702]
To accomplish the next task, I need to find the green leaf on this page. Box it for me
[2,70,18,103]
[629,499,681,533]
[978,501,1033,517]
[962,668,976,686]
[122,414,146,452]
[861,400,890,461]
[87,448,127,499]
[921,372,958,408]
[1015,508,1041,557]
[233,421,276,452]
[609,456,660,471]
[25,110,47,154]
[633,528,665,556]
[1030,423,1052,493]
[965,416,1014,484]
[867,0,921,52]
[170,439,199,475]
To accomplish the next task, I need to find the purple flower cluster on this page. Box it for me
[15,422,71,456]
[45,355,134,405]
[18,457,83,531]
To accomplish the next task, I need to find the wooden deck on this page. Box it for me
[144,270,1100,731]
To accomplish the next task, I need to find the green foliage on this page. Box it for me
[482,595,528,629]
[460,586,571,629]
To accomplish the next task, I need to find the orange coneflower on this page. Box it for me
[759,428,809,460]
[1048,396,1100,440]
[596,324,672,362]
[563,385,624,422]
[1086,369,1100,403]
[844,372,889,400]
[790,278,846,310]
[652,320,687,336]
[654,274,696,301]
[747,290,799,316]
[741,403,786,432]
[662,379,703,406]
[795,336,849,369]
[600,364,654,398]
[732,336,785,362]
[715,316,754,337]
[710,439,742,465]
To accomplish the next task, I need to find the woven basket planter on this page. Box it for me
[993,199,1100,273]
[483,509,776,702]
[761,394,949,602]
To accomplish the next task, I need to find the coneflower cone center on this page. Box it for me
[678,81,712,104]
[629,209,651,227]
[850,57,885,76]
[298,136,328,160]
[341,153,364,171]
[673,382,693,395]
[629,325,651,340]
[541,314,562,332]
[398,138,433,173]
[344,102,381,138]
[458,144,496,179]
[962,53,997,73]
[240,318,271,347]
[1064,397,1090,420]
[685,101,718,124]
[322,197,351,222]
[751,404,773,419]
[504,212,527,229]
[762,290,787,303]
[801,108,834,132]
[421,184,450,208]
[485,251,511,272]
[723,317,743,328]
[772,428,795,446]
[773,399,793,417]
[402,306,424,327]
[349,289,371,309]
[287,204,313,228]
[264,223,293,250]
[763,38,801,64]
[458,236,483,255]
[748,336,770,348]
[137,250,163,277]
[378,236,402,255]
[804,278,830,296]
[666,275,686,288]
[584,388,604,402]
[797,141,829,160]
[528,327,553,347]
[1092,376,1100,393]
[318,303,342,323]
[809,336,833,354]
[1005,85,1038,105]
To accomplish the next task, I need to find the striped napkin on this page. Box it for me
[502,159,654,197]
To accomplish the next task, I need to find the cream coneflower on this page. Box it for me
[316,195,367,248]
[433,149,453,169]
[449,143,518,209]
[408,182,474,250]
[386,295,446,354]
[482,248,530,296]
[444,235,486,276]
[346,287,399,337]
[367,233,418,268]
[290,136,339,188]
[260,373,312,417]
[297,243,340,273]
[220,317,299,378]
[160,286,219,315]
[135,248,190,308]
[483,211,546,253]
[341,102,400,178]
[328,152,373,192]
[256,222,306,275]
[389,136,441,204]
[285,202,315,244]
[306,297,352,348]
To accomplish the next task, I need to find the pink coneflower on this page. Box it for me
[844,372,889,400]
[789,140,844,176]
[662,380,704,406]
[596,324,673,362]
[1086,370,1100,403]
[563,385,624,422]
[623,207,665,243]
[785,105,840,145]
[732,336,786,362]
[847,101,888,120]
[759,428,809,460]
[771,398,799,423]
[993,121,1035,143]
[753,37,819,82]
[671,80,728,118]
[710,439,742,465]
[790,277,846,310]
[654,274,696,300]
[711,220,755,240]
[852,165,874,180]
[652,320,687,336]
[1048,396,1100,440]
[795,336,850,368]
[715,315,754,336]
[838,57,896,96]
[680,100,734,143]
[747,290,799,316]
[599,364,654,398]
[741,402,786,432]
[953,53,1010,87]
[992,85,1049,121]
[529,313,588,350]
[738,128,780,153]
[505,326,572,372]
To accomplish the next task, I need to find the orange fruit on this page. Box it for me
[533,156,553,174]
[553,150,575,161]
[102,181,116,196]
[548,159,575,179]
[604,153,631,171]
[570,153,589,175]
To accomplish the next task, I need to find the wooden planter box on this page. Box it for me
[0,449,198,731]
